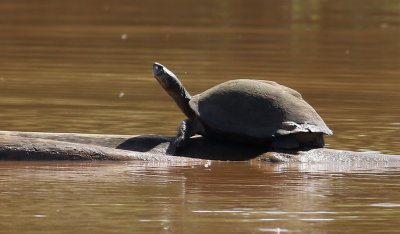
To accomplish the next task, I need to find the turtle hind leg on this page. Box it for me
[270,135,300,150]
[166,119,198,155]
[295,132,325,148]
[272,133,325,150]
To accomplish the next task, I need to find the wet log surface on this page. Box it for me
[0,130,399,164]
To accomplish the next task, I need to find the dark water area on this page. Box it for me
[1,0,400,233]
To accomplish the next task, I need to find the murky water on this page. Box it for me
[0,0,400,233]
[1,161,400,233]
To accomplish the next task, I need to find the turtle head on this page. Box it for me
[152,62,180,91]
[152,62,195,118]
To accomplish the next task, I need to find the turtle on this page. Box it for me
[152,62,333,155]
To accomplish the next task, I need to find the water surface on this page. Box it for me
[1,161,400,233]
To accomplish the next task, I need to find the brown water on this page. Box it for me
[1,161,400,233]
[1,0,400,233]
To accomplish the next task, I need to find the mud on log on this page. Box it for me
[0,130,399,163]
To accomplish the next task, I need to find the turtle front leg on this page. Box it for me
[167,119,197,155]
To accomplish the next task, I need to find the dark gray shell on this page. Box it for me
[189,79,332,139]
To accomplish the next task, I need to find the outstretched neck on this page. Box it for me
[153,63,195,119]
[166,79,194,119]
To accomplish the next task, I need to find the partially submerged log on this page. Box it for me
[0,131,195,162]
[0,130,399,164]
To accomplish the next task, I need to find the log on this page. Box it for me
[0,130,399,164]
[0,131,196,162]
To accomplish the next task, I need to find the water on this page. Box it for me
[0,0,400,233]
[1,161,400,233]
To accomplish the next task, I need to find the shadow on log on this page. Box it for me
[117,135,270,160]
[0,130,399,164]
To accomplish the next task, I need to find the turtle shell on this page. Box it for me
[189,79,332,139]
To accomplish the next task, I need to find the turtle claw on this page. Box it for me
[166,137,185,155]
[166,143,178,155]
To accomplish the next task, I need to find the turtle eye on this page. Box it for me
[152,63,164,76]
